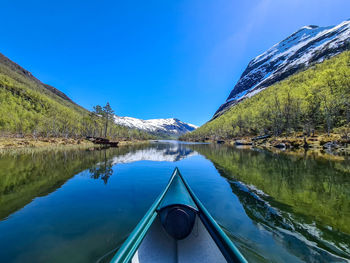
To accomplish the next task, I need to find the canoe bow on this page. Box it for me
[110,167,247,263]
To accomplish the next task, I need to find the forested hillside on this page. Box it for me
[182,51,350,141]
[0,53,153,140]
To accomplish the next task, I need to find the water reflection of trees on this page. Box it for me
[226,177,349,262]
[89,151,114,184]
[0,145,149,220]
[190,144,350,261]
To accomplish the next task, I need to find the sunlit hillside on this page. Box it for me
[182,51,350,141]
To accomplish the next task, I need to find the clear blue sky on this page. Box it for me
[1,0,349,126]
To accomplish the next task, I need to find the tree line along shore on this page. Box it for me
[181,51,350,154]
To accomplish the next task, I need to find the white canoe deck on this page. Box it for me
[131,215,227,263]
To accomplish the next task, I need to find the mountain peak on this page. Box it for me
[114,116,197,138]
[213,19,350,118]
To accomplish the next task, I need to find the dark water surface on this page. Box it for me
[0,141,349,262]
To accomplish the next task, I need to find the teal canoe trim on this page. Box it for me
[109,168,178,263]
[177,168,248,263]
[110,167,248,263]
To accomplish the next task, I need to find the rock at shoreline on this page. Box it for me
[235,140,253,146]
[274,143,286,149]
[323,141,339,150]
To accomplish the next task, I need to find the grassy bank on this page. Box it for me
[0,135,150,154]
[196,131,350,161]
[0,136,92,149]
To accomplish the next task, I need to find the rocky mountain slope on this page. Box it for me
[114,116,197,138]
[214,19,350,118]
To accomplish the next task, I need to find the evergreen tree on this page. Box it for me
[102,102,114,138]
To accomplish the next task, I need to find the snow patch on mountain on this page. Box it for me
[114,116,198,137]
[214,19,350,118]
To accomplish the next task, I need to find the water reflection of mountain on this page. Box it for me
[111,142,197,164]
[190,144,350,261]
[228,178,349,262]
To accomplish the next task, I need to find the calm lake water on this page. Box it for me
[0,141,349,262]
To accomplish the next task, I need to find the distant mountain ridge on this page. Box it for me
[214,19,350,118]
[114,116,197,138]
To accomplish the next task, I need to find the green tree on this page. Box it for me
[102,102,114,138]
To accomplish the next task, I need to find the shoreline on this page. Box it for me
[0,136,150,153]
[183,133,350,160]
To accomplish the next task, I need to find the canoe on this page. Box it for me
[110,168,247,263]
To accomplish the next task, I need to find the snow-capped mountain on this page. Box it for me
[214,19,350,118]
[114,116,198,137]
